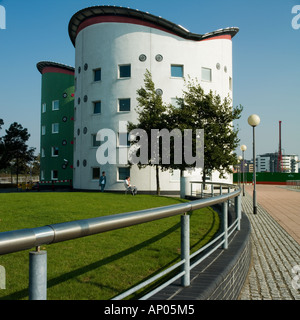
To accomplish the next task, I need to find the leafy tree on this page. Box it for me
[128,70,169,195]
[168,78,243,186]
[1,122,35,184]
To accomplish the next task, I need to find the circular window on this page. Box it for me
[83,159,87,167]
[139,54,147,62]
[84,63,88,71]
[62,116,67,122]
[84,95,88,102]
[77,128,80,136]
[62,164,67,170]
[83,127,87,134]
[216,63,221,70]
[63,92,67,98]
[156,88,163,96]
[155,54,163,62]
[62,140,67,146]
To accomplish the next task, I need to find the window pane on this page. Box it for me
[119,133,130,147]
[171,65,183,77]
[42,126,46,135]
[52,147,59,156]
[119,99,130,112]
[52,100,59,110]
[52,170,58,180]
[119,167,130,180]
[92,167,100,179]
[92,134,101,147]
[119,65,131,78]
[52,123,59,133]
[94,69,101,81]
[201,67,212,82]
[42,103,46,113]
[93,101,101,114]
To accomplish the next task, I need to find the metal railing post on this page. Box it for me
[223,201,228,249]
[181,214,190,287]
[29,248,47,300]
[236,195,241,231]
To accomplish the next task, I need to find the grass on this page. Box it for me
[0,192,220,300]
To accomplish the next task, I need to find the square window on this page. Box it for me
[92,167,100,180]
[93,101,101,114]
[92,134,101,147]
[42,103,46,113]
[94,69,101,82]
[118,133,130,147]
[201,67,212,82]
[51,170,58,180]
[52,123,59,134]
[52,147,59,157]
[119,98,130,112]
[42,125,46,135]
[118,167,130,181]
[52,100,59,111]
[171,65,184,78]
[119,65,131,78]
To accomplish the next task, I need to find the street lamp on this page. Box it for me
[240,145,247,196]
[248,114,260,214]
[237,155,242,187]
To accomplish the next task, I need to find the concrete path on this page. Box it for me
[239,185,300,300]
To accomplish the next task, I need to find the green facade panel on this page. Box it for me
[38,63,75,185]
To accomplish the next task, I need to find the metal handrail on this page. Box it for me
[0,183,241,300]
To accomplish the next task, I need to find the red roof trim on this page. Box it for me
[42,67,75,76]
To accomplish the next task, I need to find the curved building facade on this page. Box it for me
[37,61,75,185]
[67,6,238,192]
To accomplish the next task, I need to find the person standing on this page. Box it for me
[99,171,106,192]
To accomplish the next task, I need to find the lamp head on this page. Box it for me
[248,114,260,127]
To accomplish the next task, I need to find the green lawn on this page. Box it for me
[0,192,219,300]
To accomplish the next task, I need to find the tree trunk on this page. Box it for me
[156,165,160,196]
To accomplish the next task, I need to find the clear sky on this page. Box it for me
[0,0,299,165]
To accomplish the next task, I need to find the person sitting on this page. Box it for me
[124,176,137,195]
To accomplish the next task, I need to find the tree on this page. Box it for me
[1,122,35,184]
[168,78,243,187]
[128,70,169,195]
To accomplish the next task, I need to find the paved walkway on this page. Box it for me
[239,185,300,300]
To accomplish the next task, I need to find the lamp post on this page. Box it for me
[248,114,260,214]
[237,155,242,187]
[240,145,247,196]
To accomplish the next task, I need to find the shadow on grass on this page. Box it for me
[0,221,181,300]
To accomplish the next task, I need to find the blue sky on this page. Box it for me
[0,0,299,164]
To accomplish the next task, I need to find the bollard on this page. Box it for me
[29,249,47,300]
[223,201,228,249]
[181,214,190,287]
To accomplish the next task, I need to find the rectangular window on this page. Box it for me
[52,100,59,111]
[41,170,44,181]
[94,68,101,82]
[171,65,184,78]
[52,123,59,134]
[119,98,130,112]
[118,133,130,147]
[229,76,232,90]
[118,167,130,181]
[92,167,100,180]
[41,148,45,157]
[171,98,181,109]
[42,125,46,135]
[42,103,46,113]
[92,134,101,147]
[201,67,212,82]
[51,170,58,180]
[119,64,131,78]
[51,147,59,157]
[93,101,101,114]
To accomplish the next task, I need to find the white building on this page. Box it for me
[68,6,239,192]
[282,154,299,173]
[257,156,271,172]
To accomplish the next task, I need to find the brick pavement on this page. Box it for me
[239,185,300,300]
